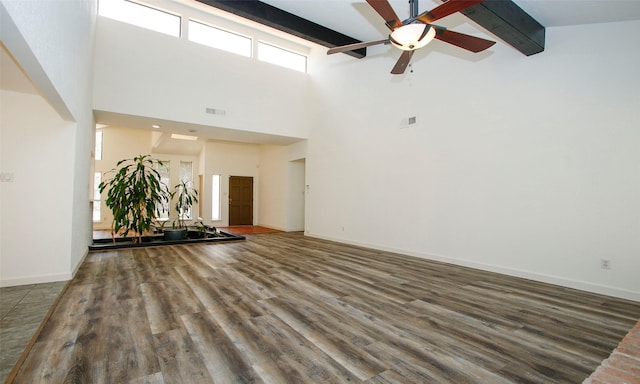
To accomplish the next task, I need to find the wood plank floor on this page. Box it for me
[10,232,640,383]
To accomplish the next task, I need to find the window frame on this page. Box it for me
[98,0,181,37]
[187,19,252,58]
[257,41,307,73]
[155,160,171,221]
[93,172,102,222]
[95,130,103,161]
[211,174,221,221]
[179,161,194,220]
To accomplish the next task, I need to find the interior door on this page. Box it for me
[229,176,253,225]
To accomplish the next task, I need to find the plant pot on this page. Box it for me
[163,228,187,241]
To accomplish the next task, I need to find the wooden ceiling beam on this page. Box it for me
[195,0,366,58]
[196,0,545,59]
[460,0,545,56]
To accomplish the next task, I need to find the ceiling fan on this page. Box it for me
[327,0,496,74]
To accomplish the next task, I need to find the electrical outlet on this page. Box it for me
[600,259,611,269]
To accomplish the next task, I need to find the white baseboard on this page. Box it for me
[0,273,72,288]
[72,249,89,276]
[256,224,285,231]
[256,224,304,232]
[1,249,88,288]
[307,233,640,302]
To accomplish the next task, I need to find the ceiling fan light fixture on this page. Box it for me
[390,23,435,51]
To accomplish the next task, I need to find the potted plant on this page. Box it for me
[163,179,198,240]
[192,220,209,239]
[99,155,170,243]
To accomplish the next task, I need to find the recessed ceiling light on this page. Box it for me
[171,133,198,141]
[152,124,161,129]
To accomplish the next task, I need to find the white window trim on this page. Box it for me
[257,41,307,73]
[188,19,252,58]
[98,0,181,37]
[211,174,221,221]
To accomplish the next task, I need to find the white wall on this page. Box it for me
[91,3,312,233]
[1,91,76,284]
[258,143,306,231]
[306,20,640,300]
[0,0,96,286]
[287,159,306,231]
[201,141,260,227]
[93,15,312,140]
[258,145,288,230]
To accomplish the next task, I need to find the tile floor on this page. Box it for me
[583,318,640,383]
[0,281,67,383]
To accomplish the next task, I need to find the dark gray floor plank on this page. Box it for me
[9,232,640,383]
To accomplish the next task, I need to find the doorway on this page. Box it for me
[229,176,253,225]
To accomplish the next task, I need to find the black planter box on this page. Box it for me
[89,230,245,250]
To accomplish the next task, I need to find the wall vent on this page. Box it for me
[206,107,226,116]
[400,116,418,129]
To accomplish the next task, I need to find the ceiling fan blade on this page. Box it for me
[391,50,414,74]
[434,27,496,52]
[365,0,403,30]
[327,39,390,55]
[416,0,485,24]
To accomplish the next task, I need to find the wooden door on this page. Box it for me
[229,176,253,225]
